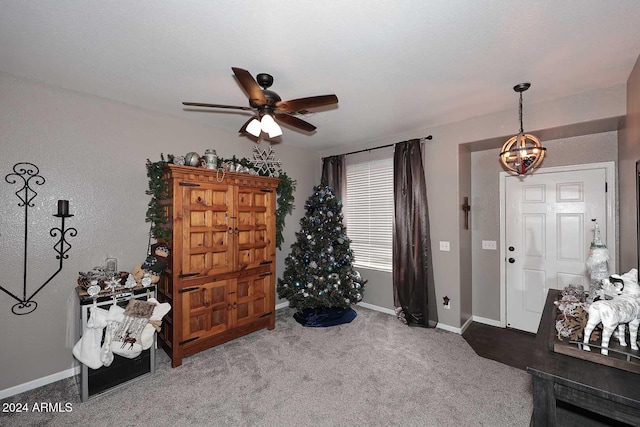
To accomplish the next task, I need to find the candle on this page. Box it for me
[57,200,69,216]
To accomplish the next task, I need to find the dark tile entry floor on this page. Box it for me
[462,321,542,371]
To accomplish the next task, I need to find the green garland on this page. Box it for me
[145,154,172,242]
[145,154,296,249]
[275,170,296,249]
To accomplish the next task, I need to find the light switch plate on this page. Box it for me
[439,241,450,251]
[482,240,497,250]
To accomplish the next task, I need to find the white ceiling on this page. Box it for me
[2,1,640,152]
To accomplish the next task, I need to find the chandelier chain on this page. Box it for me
[519,91,524,134]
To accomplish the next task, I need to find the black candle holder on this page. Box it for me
[1,162,77,315]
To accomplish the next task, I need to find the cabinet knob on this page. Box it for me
[228,227,233,234]
[508,257,516,264]
[227,304,233,310]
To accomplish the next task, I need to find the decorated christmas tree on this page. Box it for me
[277,185,365,323]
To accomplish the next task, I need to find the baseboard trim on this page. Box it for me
[275,301,289,310]
[0,365,79,400]
[471,315,503,328]
[435,322,462,334]
[460,316,473,334]
[357,302,396,316]
[358,302,462,334]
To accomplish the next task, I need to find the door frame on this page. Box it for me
[499,161,617,328]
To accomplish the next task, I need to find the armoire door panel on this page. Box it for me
[182,280,232,341]
[235,274,270,327]
[181,183,234,276]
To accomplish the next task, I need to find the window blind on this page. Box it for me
[345,157,393,272]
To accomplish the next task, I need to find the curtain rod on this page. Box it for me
[323,135,432,160]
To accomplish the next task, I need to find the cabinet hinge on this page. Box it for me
[179,286,200,294]
[605,182,608,192]
[179,182,201,187]
[179,272,200,278]
[179,337,199,346]
[259,311,273,318]
[260,189,273,193]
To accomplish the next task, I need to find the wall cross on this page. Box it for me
[462,197,471,230]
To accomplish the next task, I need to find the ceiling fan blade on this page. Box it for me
[232,67,267,106]
[275,113,317,132]
[275,94,338,113]
[182,102,253,111]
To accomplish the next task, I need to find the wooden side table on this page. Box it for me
[528,290,640,425]
[76,285,156,402]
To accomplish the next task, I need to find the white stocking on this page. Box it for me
[100,304,125,367]
[72,305,109,370]
[140,298,172,350]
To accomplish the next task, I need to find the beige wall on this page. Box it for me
[0,72,319,393]
[458,146,472,326]
[470,132,618,322]
[322,83,627,329]
[619,56,640,271]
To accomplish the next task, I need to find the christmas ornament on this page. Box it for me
[252,145,282,177]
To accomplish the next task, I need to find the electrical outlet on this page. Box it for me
[443,296,451,309]
[439,241,450,251]
[482,240,497,250]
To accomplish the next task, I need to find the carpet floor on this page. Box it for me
[1,306,533,426]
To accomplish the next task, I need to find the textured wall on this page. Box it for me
[458,146,472,327]
[470,132,618,322]
[0,72,319,393]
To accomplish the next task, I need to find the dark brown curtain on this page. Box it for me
[393,139,437,328]
[321,155,346,201]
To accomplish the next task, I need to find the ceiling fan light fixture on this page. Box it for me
[260,114,276,132]
[246,118,262,137]
[499,83,546,175]
[268,125,283,138]
[182,67,338,141]
[260,114,282,137]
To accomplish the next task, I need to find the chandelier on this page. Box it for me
[499,83,546,175]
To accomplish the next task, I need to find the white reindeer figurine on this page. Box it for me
[583,268,640,356]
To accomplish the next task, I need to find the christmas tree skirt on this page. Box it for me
[293,307,357,327]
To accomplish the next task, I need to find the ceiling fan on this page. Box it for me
[183,67,338,139]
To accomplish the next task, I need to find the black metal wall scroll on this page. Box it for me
[1,162,77,315]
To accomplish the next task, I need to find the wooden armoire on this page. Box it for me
[157,164,279,367]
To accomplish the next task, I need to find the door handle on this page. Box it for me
[508,258,516,264]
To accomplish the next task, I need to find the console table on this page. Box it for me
[76,285,156,402]
[528,289,640,426]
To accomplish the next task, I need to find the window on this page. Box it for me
[345,153,394,272]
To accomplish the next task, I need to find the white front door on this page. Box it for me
[504,165,611,333]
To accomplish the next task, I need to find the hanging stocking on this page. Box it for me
[111,299,154,359]
[72,305,109,370]
[140,298,172,350]
[100,304,125,367]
